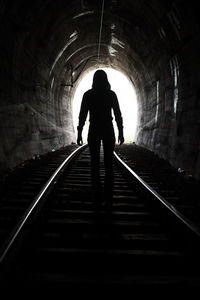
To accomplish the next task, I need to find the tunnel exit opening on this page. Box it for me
[72,68,138,143]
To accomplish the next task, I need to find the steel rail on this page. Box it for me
[0,144,87,265]
[114,151,200,238]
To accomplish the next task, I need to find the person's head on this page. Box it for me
[92,69,111,90]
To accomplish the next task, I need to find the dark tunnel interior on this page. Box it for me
[0,0,200,181]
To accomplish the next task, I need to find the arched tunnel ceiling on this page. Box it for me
[0,0,197,90]
[0,0,200,180]
[3,0,195,87]
[43,1,179,81]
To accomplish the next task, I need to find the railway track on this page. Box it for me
[115,144,200,226]
[0,144,79,247]
[0,144,200,289]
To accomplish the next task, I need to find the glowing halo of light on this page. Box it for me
[73,68,138,143]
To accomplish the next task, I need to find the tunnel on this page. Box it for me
[0,0,200,181]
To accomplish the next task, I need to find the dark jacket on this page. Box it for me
[78,89,123,135]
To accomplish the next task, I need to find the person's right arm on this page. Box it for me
[112,92,124,145]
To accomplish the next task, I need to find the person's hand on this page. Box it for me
[77,129,83,145]
[77,134,83,146]
[118,134,124,145]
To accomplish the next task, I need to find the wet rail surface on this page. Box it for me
[1,145,200,289]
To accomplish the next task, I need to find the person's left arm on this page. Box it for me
[112,92,124,145]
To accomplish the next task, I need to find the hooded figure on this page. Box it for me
[77,69,124,207]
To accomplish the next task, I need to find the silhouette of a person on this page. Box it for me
[77,69,124,207]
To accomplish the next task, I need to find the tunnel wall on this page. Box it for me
[0,61,75,173]
[0,2,75,173]
[135,4,200,180]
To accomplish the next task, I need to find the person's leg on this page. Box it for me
[102,134,115,205]
[88,136,102,200]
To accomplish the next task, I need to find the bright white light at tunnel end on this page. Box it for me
[73,67,138,144]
